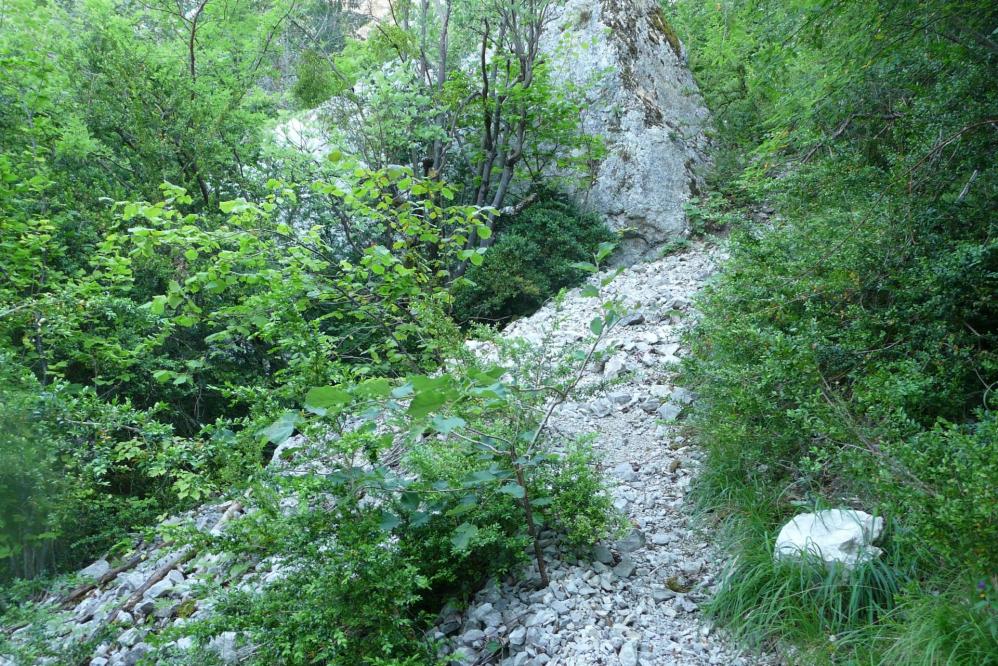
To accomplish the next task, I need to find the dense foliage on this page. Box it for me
[0,0,609,589]
[0,0,624,661]
[668,0,998,662]
[452,193,614,324]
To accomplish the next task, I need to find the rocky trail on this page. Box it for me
[435,243,772,666]
[1,244,774,666]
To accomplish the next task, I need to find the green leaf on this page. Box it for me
[447,496,478,516]
[469,252,484,266]
[580,285,600,298]
[378,511,401,532]
[354,378,391,398]
[451,522,478,550]
[304,386,352,415]
[184,248,198,261]
[407,375,454,419]
[590,317,604,335]
[596,241,616,262]
[430,415,466,434]
[411,511,430,528]
[498,483,526,499]
[392,383,414,399]
[400,491,421,512]
[260,411,299,445]
[569,261,598,273]
[149,296,166,315]
[465,469,497,485]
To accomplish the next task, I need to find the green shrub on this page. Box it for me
[208,503,436,665]
[0,354,175,580]
[185,299,624,663]
[452,194,614,325]
[669,0,998,661]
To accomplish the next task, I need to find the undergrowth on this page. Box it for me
[669,0,998,663]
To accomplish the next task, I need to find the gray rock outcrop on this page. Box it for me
[541,0,712,264]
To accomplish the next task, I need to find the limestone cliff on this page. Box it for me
[541,0,712,264]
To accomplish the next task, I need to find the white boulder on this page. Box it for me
[774,509,884,567]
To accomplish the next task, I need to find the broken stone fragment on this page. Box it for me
[774,509,884,568]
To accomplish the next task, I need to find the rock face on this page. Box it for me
[541,0,712,264]
[774,509,885,567]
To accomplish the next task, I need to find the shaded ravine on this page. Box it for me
[437,243,775,666]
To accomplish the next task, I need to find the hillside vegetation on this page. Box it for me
[668,0,998,662]
[0,0,620,660]
[1,0,995,663]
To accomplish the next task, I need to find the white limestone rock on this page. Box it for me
[540,0,712,264]
[774,509,884,567]
[79,558,111,580]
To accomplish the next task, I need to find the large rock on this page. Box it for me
[541,0,712,264]
[774,509,885,568]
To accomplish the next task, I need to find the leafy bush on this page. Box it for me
[169,261,626,662]
[0,352,197,580]
[452,194,614,325]
[669,0,998,661]
[207,502,437,665]
[181,299,624,663]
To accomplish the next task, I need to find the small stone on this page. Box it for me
[651,532,673,546]
[470,603,494,622]
[120,643,151,666]
[774,509,884,567]
[134,599,156,617]
[143,578,174,599]
[80,559,111,580]
[619,640,640,666]
[670,387,695,404]
[508,626,526,646]
[117,628,141,647]
[612,463,639,482]
[639,398,661,414]
[677,596,699,613]
[592,543,615,565]
[656,403,682,421]
[651,587,676,602]
[681,560,702,577]
[589,398,614,418]
[613,557,636,579]
[461,628,486,646]
[620,312,646,326]
[609,391,632,405]
[603,354,628,381]
[667,459,681,473]
[616,529,646,554]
